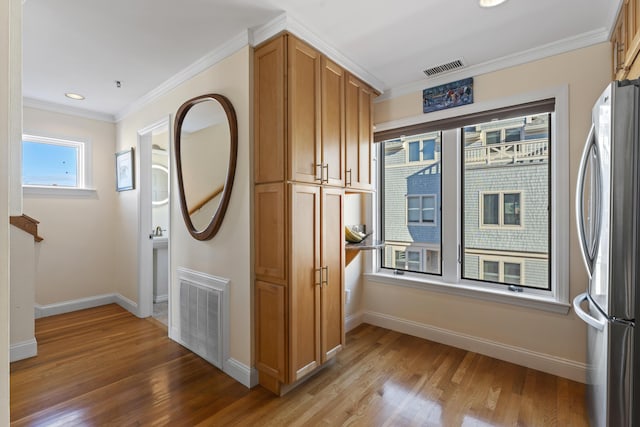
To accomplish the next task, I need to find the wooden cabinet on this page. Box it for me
[345,73,374,191]
[254,182,344,392]
[254,33,353,394]
[611,0,640,80]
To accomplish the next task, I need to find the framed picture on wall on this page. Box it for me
[115,147,135,191]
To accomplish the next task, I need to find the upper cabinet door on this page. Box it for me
[254,36,286,184]
[345,74,374,191]
[288,37,322,184]
[321,57,345,187]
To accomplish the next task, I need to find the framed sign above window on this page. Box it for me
[423,77,473,113]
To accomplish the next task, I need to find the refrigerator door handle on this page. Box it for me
[573,292,605,331]
[575,124,601,277]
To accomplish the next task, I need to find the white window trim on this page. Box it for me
[479,190,524,229]
[370,85,570,315]
[406,194,437,226]
[22,133,96,197]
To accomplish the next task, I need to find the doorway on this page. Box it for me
[137,117,171,326]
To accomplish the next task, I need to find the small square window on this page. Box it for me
[486,130,501,145]
[505,128,522,142]
[408,141,420,162]
[482,194,500,225]
[483,261,500,282]
[503,193,521,225]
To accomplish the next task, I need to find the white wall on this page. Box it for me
[366,42,612,381]
[22,107,118,305]
[115,46,253,369]
[0,0,20,421]
[9,226,36,362]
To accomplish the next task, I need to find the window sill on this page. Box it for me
[23,186,98,198]
[363,271,570,315]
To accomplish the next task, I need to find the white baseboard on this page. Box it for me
[35,293,139,318]
[10,338,37,362]
[345,311,364,333]
[115,294,139,316]
[224,358,259,388]
[153,294,168,303]
[362,311,586,383]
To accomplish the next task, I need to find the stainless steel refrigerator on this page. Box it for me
[573,80,638,427]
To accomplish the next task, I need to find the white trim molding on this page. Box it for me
[362,311,586,383]
[250,12,384,94]
[115,31,250,122]
[10,338,37,362]
[35,293,138,319]
[345,311,364,333]
[224,358,259,389]
[23,97,115,122]
[376,28,609,102]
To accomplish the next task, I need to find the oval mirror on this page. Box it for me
[174,94,237,241]
[151,164,169,206]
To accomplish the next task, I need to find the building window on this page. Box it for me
[393,248,422,272]
[379,102,555,294]
[480,191,522,227]
[22,134,90,189]
[407,195,437,225]
[406,137,439,163]
[481,259,522,285]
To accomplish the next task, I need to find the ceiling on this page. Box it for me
[22,0,622,121]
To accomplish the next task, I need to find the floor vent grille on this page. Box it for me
[178,268,229,369]
[424,58,465,77]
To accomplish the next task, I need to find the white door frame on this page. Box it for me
[137,116,171,318]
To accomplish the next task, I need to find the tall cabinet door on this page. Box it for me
[320,187,344,362]
[288,37,322,184]
[289,184,321,380]
[321,57,345,187]
[345,74,374,190]
[254,36,285,184]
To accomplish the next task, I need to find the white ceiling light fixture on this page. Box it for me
[65,92,85,100]
[479,0,508,7]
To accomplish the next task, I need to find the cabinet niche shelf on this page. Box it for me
[345,236,384,266]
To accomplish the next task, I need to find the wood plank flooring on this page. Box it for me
[10,304,589,426]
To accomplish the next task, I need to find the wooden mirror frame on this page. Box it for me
[174,93,238,241]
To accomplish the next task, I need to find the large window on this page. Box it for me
[22,134,89,189]
[379,99,557,296]
[381,131,442,274]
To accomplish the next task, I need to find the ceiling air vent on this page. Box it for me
[423,58,465,77]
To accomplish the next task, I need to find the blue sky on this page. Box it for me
[22,140,77,187]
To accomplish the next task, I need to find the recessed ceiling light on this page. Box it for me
[479,0,508,7]
[65,92,85,100]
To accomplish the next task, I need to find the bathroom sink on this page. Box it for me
[153,236,168,248]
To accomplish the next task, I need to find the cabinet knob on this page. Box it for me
[315,268,322,287]
[322,266,329,286]
[346,169,352,186]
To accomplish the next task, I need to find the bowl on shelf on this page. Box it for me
[345,226,367,243]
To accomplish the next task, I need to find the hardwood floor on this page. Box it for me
[10,304,589,426]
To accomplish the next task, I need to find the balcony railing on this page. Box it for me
[464,138,548,166]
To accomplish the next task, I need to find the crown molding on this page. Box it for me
[376,27,610,103]
[114,29,250,122]
[250,12,385,94]
[23,97,116,122]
